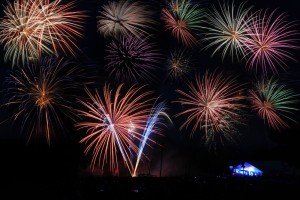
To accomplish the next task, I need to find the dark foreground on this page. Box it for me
[0,140,299,199]
[1,175,299,200]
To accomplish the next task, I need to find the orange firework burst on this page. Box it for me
[3,57,82,145]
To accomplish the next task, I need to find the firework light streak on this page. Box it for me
[97,0,155,38]
[100,106,129,171]
[203,1,253,61]
[76,84,154,175]
[132,101,172,177]
[175,70,245,139]
[249,77,299,130]
[105,35,161,83]
[3,57,79,145]
[0,0,85,67]
[161,0,204,47]
[243,9,298,74]
[128,120,135,161]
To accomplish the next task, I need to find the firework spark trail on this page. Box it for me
[76,84,155,175]
[202,1,253,61]
[243,9,299,75]
[0,0,86,67]
[249,77,299,130]
[175,70,245,140]
[161,0,204,47]
[133,101,172,177]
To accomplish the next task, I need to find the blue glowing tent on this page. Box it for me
[231,162,263,176]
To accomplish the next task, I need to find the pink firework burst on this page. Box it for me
[243,9,299,75]
[175,70,245,139]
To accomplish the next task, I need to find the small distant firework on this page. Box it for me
[0,0,85,67]
[161,0,204,47]
[97,0,155,38]
[105,35,161,83]
[166,48,193,81]
[203,1,253,61]
[3,57,80,145]
[76,84,155,175]
[243,9,298,74]
[249,77,298,130]
[175,70,245,140]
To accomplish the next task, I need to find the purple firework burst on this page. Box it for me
[104,35,161,83]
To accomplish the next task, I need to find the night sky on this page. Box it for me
[0,0,300,180]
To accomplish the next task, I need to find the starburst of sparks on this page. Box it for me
[104,34,161,83]
[97,0,155,38]
[0,0,86,67]
[3,57,81,145]
[243,9,299,74]
[175,70,245,140]
[202,1,253,61]
[249,77,299,130]
[161,0,204,47]
[75,84,156,175]
[166,48,193,81]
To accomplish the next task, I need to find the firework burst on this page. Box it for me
[161,0,204,47]
[243,9,299,74]
[0,0,86,67]
[203,1,253,61]
[2,57,81,145]
[97,0,155,38]
[175,70,245,140]
[75,84,155,175]
[104,35,161,83]
[249,77,299,130]
[166,48,193,81]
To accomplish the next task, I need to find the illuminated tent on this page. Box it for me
[231,162,263,176]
